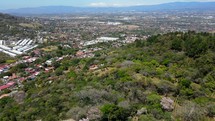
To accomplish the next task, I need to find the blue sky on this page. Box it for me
[0,0,215,10]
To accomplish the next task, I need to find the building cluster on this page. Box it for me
[0,39,38,57]
[0,53,69,97]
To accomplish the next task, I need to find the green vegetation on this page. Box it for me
[0,31,214,121]
[0,52,14,64]
[0,13,41,39]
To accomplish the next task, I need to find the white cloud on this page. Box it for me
[90,2,107,7]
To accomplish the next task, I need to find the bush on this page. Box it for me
[101,104,130,121]
[65,107,87,120]
[55,68,63,76]
[146,93,161,105]
[156,80,176,94]
[67,71,77,78]
[207,104,215,117]
[179,79,191,88]
[173,101,206,121]
[139,114,156,121]
[180,88,194,97]
[73,88,115,105]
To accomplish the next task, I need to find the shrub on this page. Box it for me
[173,101,206,121]
[73,88,115,105]
[65,107,87,120]
[207,104,215,117]
[146,93,161,105]
[179,79,191,88]
[139,114,156,121]
[156,80,176,94]
[101,104,130,121]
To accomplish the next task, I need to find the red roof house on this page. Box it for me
[0,82,16,91]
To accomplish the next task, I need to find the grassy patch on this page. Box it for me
[42,46,58,52]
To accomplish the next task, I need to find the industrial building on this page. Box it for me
[84,37,119,46]
[0,39,38,57]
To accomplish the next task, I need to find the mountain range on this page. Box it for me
[1,2,215,15]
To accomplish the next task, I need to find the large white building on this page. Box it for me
[0,39,38,57]
[84,37,119,46]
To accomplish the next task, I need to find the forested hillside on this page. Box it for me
[0,31,214,121]
[0,13,41,39]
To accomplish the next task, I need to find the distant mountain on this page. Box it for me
[1,2,215,15]
[129,2,215,11]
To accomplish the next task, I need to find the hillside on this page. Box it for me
[0,31,214,121]
[0,13,42,39]
[1,2,215,14]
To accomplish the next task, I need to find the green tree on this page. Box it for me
[171,38,182,51]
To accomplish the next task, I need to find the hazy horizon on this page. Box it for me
[0,0,215,10]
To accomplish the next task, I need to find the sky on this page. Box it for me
[0,0,215,10]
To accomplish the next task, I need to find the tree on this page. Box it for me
[171,38,182,51]
[55,67,64,76]
[184,36,208,57]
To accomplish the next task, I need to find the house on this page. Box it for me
[36,64,43,68]
[23,56,31,60]
[76,50,85,57]
[26,57,38,63]
[33,71,40,76]
[0,94,9,99]
[17,77,26,83]
[89,65,98,71]
[45,60,53,66]
[25,68,36,74]
[2,76,9,83]
[0,82,16,91]
[56,57,64,62]
[0,65,10,74]
[9,73,18,80]
[45,67,54,73]
[33,49,41,56]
